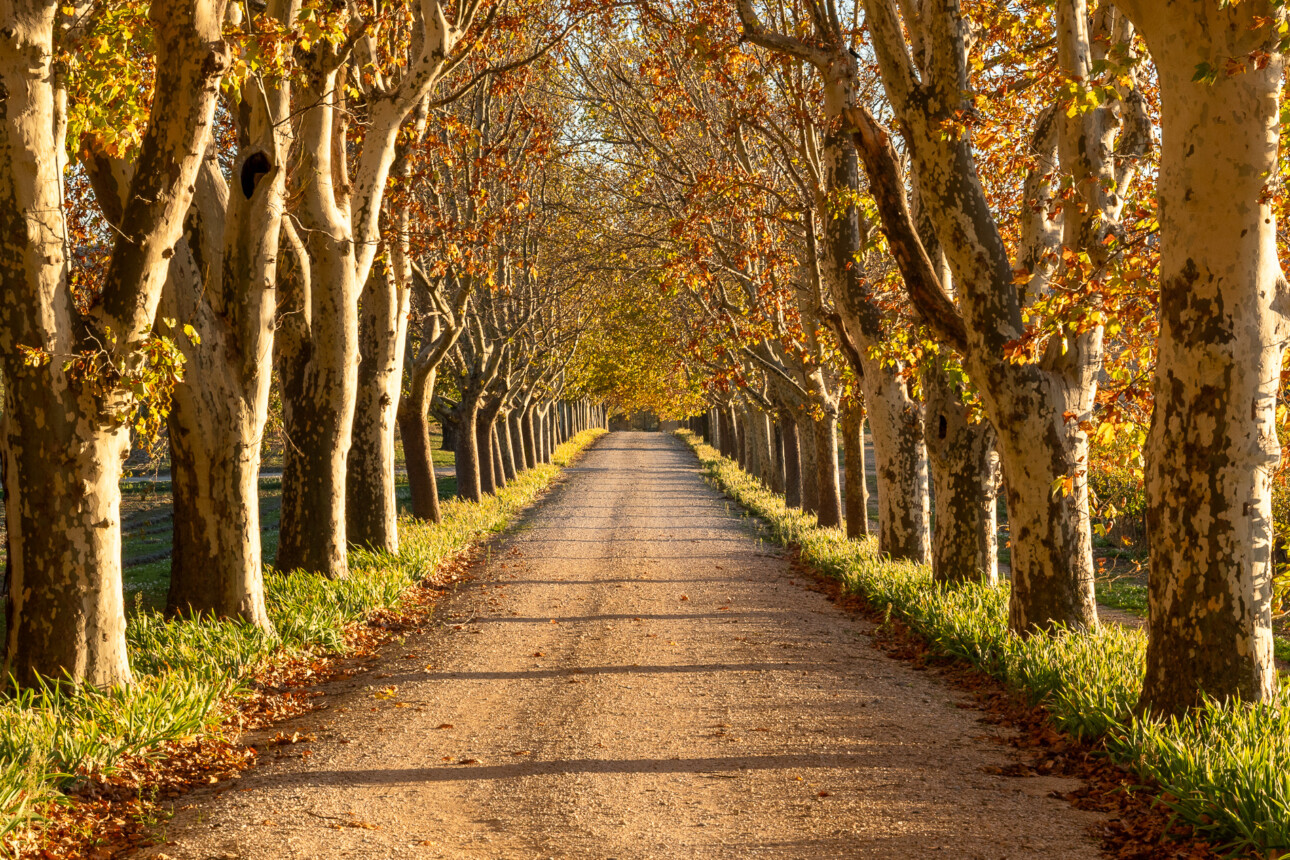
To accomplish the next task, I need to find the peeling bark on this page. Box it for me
[1118,0,1287,715]
[923,360,1000,584]
[275,54,358,579]
[347,262,409,552]
[0,0,231,685]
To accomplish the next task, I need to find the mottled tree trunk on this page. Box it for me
[923,363,1000,584]
[454,397,483,502]
[397,367,441,523]
[841,401,870,539]
[985,372,1097,629]
[167,378,272,626]
[2,402,133,687]
[780,415,802,509]
[1125,2,1287,715]
[278,382,354,576]
[798,417,821,515]
[160,5,292,622]
[865,377,930,562]
[276,60,358,579]
[347,268,409,552]
[819,131,930,560]
[814,412,843,529]
[499,410,517,481]
[0,0,231,685]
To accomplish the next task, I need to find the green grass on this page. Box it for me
[1095,577,1149,616]
[119,475,460,615]
[0,429,604,854]
[679,429,1290,855]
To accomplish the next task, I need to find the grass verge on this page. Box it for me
[0,429,604,855]
[678,430,1289,856]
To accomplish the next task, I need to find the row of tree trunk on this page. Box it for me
[688,402,870,540]
[731,0,1289,717]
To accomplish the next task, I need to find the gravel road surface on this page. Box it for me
[138,431,1103,859]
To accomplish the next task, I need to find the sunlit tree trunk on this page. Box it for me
[453,394,483,502]
[162,30,292,625]
[798,416,821,516]
[0,0,230,686]
[275,56,358,579]
[923,360,1000,584]
[398,362,441,523]
[818,131,929,559]
[347,265,409,551]
[1119,0,1288,715]
[499,408,518,481]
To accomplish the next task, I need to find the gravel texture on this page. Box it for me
[137,431,1104,859]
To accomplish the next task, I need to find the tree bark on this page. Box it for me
[522,403,538,471]
[477,394,505,494]
[813,411,843,529]
[498,409,518,481]
[853,1,1101,617]
[167,373,272,625]
[163,141,281,630]
[347,268,409,552]
[2,412,133,687]
[398,401,441,522]
[1123,0,1287,715]
[923,361,1000,584]
[841,401,870,539]
[769,417,786,494]
[491,423,507,489]
[798,416,821,515]
[865,374,930,562]
[818,130,930,560]
[0,0,231,685]
[510,408,530,471]
[275,57,358,579]
[780,415,802,508]
[475,411,496,496]
[454,396,483,502]
[748,407,774,487]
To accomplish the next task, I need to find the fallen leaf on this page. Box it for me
[457,758,480,765]
[437,723,454,729]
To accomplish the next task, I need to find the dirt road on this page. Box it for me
[139,432,1103,859]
